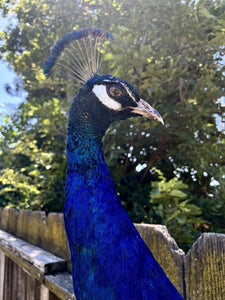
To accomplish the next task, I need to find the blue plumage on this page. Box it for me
[44,30,183,299]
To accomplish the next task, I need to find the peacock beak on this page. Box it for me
[131,99,164,124]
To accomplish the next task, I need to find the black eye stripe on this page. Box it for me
[101,78,139,107]
[102,77,140,102]
[106,83,126,97]
[104,83,138,108]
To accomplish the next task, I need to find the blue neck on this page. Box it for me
[64,96,124,298]
[64,95,118,235]
[66,93,111,173]
[64,95,183,300]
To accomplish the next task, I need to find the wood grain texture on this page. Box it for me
[185,233,225,300]
[0,229,66,275]
[0,208,71,269]
[40,285,50,300]
[45,272,76,300]
[3,256,41,300]
[1,242,73,300]
[0,250,5,300]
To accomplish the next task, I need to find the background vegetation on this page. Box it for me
[0,0,225,251]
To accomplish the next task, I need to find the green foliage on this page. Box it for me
[0,97,68,211]
[149,169,204,250]
[0,0,225,249]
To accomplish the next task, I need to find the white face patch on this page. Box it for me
[92,85,122,110]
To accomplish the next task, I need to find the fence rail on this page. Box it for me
[0,207,225,300]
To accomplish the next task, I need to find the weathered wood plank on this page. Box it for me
[3,256,42,300]
[17,261,26,300]
[0,250,6,300]
[0,229,66,277]
[40,285,50,300]
[0,208,71,270]
[135,224,185,297]
[29,275,41,300]
[45,272,76,300]
[185,233,225,300]
[11,260,19,299]
[4,256,12,300]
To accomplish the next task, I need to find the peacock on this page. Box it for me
[44,28,183,300]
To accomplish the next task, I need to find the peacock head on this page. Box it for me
[44,28,163,125]
[81,74,163,124]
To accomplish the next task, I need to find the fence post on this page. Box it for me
[185,233,225,300]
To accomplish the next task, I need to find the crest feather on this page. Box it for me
[43,28,114,83]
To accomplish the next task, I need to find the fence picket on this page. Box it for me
[184,233,225,300]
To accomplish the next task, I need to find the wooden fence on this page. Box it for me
[0,207,225,300]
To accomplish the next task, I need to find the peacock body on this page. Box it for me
[44,28,183,300]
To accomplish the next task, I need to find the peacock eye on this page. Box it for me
[109,87,122,97]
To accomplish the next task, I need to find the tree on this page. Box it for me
[0,0,225,249]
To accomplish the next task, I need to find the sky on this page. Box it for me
[0,15,25,121]
[0,62,25,115]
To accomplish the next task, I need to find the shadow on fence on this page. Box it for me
[0,207,225,300]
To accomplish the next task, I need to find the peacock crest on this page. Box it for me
[43,28,114,84]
